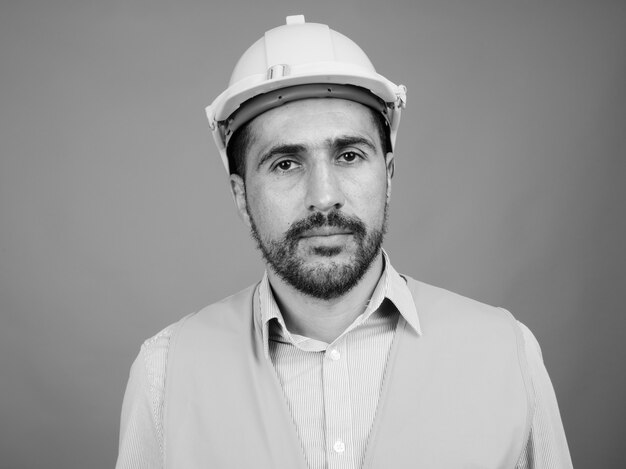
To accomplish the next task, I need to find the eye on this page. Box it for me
[273,159,299,172]
[338,151,361,163]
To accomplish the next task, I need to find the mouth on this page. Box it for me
[299,228,353,238]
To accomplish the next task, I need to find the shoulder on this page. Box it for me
[128,284,259,431]
[158,284,259,359]
[404,276,520,331]
[139,283,258,378]
[141,283,258,361]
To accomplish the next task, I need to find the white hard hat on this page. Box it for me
[206,15,407,173]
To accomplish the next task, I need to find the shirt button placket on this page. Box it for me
[333,439,346,453]
[323,339,354,469]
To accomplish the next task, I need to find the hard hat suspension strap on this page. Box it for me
[220,83,390,149]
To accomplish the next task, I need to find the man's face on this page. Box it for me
[230,98,394,300]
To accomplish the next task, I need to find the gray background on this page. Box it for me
[1,0,624,467]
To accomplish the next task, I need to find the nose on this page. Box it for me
[304,160,345,212]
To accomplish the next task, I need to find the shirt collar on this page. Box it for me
[256,250,421,358]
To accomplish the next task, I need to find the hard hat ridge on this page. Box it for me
[206,15,407,173]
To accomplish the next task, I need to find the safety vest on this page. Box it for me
[164,277,532,468]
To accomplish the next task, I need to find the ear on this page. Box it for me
[385,152,395,199]
[229,174,252,228]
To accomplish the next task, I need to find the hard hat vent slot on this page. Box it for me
[267,64,290,80]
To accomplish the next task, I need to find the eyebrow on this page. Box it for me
[257,144,307,170]
[256,135,378,171]
[331,136,377,153]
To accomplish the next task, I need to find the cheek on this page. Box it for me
[347,171,388,205]
[349,175,389,224]
[246,185,298,234]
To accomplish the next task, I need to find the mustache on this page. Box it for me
[285,211,367,242]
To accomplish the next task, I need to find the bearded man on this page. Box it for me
[116,15,572,469]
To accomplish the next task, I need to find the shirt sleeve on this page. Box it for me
[116,327,173,469]
[516,322,573,469]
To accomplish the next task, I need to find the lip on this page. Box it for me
[299,228,353,238]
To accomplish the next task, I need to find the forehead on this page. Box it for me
[247,98,378,147]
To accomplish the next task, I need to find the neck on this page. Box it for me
[266,252,384,343]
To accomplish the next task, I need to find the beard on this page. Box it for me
[247,205,387,300]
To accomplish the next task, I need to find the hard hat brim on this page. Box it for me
[219,83,390,149]
[208,66,401,123]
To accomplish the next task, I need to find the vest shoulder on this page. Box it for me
[197,283,258,318]
[403,275,518,329]
[140,284,258,350]
[172,284,259,341]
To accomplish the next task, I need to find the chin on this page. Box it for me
[302,242,361,261]
[311,245,343,257]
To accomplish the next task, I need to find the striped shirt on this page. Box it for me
[116,255,573,468]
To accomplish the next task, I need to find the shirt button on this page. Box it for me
[333,440,345,453]
[329,349,341,361]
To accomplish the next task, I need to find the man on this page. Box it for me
[116,15,572,468]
